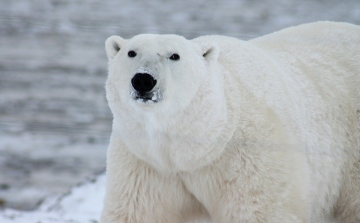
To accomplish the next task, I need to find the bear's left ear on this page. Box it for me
[198,42,219,62]
[105,35,126,61]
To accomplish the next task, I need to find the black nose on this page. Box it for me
[131,73,157,94]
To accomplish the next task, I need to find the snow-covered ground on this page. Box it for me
[0,0,359,222]
[0,173,106,223]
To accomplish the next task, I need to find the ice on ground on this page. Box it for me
[0,173,106,223]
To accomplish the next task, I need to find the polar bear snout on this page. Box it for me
[131,73,157,94]
[130,72,162,104]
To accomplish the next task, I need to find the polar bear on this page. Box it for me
[100,22,360,223]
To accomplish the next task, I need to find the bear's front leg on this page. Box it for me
[100,136,200,223]
[182,146,310,223]
[211,148,309,223]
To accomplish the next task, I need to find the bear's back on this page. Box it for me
[252,21,360,158]
[250,21,360,99]
[196,22,360,158]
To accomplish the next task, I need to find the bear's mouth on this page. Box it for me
[131,89,162,104]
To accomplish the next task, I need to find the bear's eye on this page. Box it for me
[128,50,137,58]
[169,53,180,61]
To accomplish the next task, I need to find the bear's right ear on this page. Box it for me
[198,42,219,62]
[105,35,126,60]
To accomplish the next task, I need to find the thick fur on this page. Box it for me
[101,22,360,223]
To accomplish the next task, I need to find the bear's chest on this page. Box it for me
[118,114,233,173]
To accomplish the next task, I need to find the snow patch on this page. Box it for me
[0,174,106,223]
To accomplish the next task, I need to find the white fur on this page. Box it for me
[101,22,360,223]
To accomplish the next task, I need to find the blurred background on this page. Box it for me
[0,0,359,211]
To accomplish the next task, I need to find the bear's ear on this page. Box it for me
[105,35,126,60]
[199,42,219,62]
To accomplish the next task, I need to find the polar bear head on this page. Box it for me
[105,34,229,172]
[105,34,219,116]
